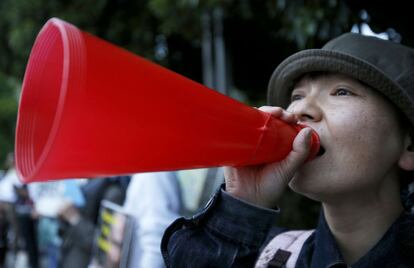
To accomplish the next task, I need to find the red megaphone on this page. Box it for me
[15,18,319,183]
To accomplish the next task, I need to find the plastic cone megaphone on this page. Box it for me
[15,18,320,183]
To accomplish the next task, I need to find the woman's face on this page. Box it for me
[286,73,409,201]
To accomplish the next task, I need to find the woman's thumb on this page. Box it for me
[284,127,312,171]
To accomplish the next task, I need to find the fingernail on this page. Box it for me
[304,128,312,143]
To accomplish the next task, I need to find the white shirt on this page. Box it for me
[123,172,182,268]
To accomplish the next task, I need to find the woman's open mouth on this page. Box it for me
[317,145,326,157]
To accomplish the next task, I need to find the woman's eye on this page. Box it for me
[291,94,303,102]
[334,88,354,96]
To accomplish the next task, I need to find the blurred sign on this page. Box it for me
[89,200,134,268]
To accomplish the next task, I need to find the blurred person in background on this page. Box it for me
[13,184,39,268]
[123,172,182,268]
[0,152,20,267]
[0,202,9,267]
[0,153,18,204]
[58,175,130,268]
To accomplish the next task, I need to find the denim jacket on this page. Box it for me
[161,185,413,268]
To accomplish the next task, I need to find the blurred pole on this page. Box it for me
[213,7,227,95]
[199,8,227,207]
[201,11,214,89]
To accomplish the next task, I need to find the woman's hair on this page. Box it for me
[397,204,414,265]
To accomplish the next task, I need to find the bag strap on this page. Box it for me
[255,230,314,268]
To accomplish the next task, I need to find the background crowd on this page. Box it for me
[0,151,222,268]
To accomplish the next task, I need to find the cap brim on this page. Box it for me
[267,49,414,125]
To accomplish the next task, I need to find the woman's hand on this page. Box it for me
[224,106,313,208]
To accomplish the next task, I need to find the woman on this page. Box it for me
[162,33,414,267]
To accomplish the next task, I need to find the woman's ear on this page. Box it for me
[399,134,414,171]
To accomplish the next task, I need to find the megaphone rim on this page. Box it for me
[15,18,81,182]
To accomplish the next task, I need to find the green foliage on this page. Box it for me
[0,73,18,167]
[274,0,354,48]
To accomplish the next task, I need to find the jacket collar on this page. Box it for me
[309,211,407,268]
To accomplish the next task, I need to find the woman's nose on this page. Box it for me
[291,97,323,123]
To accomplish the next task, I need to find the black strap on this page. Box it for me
[268,249,292,268]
